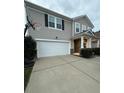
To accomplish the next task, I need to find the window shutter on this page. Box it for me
[45,14,48,27]
[62,19,64,30]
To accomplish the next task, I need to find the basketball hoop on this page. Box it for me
[32,22,42,30]
[27,15,41,30]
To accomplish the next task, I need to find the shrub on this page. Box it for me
[24,36,37,60]
[93,48,100,56]
[80,48,93,58]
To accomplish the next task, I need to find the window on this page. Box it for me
[47,15,63,30]
[48,15,55,28]
[87,26,91,30]
[75,22,80,33]
[56,18,62,29]
[82,25,86,31]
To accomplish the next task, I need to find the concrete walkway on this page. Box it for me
[25,55,100,93]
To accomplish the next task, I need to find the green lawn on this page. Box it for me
[24,67,33,90]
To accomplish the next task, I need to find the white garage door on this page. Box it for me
[37,40,70,58]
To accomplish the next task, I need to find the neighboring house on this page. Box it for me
[25,1,95,58]
[91,31,100,48]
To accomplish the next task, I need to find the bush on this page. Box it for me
[80,48,93,58]
[93,48,100,56]
[24,36,37,60]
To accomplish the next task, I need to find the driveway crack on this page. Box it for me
[58,56,99,83]
[69,63,100,83]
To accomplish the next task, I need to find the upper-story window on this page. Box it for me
[82,25,86,31]
[56,18,62,29]
[48,15,55,28]
[46,14,64,30]
[87,26,91,30]
[75,22,80,33]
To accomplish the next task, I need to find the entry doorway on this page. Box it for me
[74,38,81,53]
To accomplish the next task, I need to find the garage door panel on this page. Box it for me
[37,41,70,58]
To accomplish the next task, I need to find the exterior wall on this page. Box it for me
[70,39,74,54]
[91,39,100,48]
[73,18,93,35]
[27,7,72,41]
[72,17,93,36]
[71,39,74,49]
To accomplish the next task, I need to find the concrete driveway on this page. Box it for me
[25,55,100,93]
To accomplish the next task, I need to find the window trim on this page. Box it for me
[48,14,63,31]
[56,17,62,30]
[75,22,80,33]
[82,24,86,32]
[48,14,55,28]
[87,26,91,30]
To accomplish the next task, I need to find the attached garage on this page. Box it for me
[36,39,70,58]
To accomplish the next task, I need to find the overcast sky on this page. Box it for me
[27,0,100,31]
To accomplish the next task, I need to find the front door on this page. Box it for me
[74,38,81,53]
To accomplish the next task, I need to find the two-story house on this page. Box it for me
[25,1,94,58]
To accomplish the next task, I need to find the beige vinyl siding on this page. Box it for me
[74,17,93,35]
[27,7,72,40]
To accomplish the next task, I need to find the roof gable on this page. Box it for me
[73,15,94,28]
